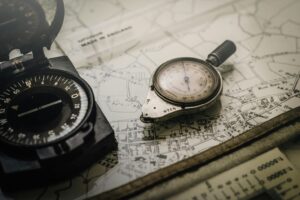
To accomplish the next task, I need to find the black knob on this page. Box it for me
[206,40,236,67]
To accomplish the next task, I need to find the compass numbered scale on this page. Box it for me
[0,0,116,191]
[141,40,236,122]
[0,71,91,146]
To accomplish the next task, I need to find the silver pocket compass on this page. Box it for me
[141,40,236,123]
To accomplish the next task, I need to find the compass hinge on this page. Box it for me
[0,54,49,77]
[0,58,26,76]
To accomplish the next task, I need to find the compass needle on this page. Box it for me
[17,99,62,118]
[183,62,191,91]
[0,18,17,27]
[17,108,38,118]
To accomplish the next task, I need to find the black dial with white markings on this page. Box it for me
[0,70,92,147]
[0,0,48,56]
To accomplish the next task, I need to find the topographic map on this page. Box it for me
[10,0,300,199]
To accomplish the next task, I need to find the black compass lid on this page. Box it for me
[0,0,64,61]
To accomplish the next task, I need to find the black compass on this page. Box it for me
[0,0,116,192]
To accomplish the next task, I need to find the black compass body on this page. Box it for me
[0,0,116,191]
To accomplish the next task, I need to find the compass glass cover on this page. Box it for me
[0,0,49,53]
[0,71,90,147]
[153,59,220,106]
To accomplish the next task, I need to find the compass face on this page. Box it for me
[153,58,221,106]
[0,71,92,147]
[0,0,47,53]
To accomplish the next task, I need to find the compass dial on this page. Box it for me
[153,58,221,106]
[0,71,92,147]
[0,0,47,53]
